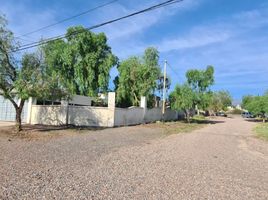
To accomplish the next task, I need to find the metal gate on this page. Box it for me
[0,95,28,122]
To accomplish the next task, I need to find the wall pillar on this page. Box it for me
[140,96,147,123]
[108,92,116,127]
[108,92,116,109]
[27,97,37,124]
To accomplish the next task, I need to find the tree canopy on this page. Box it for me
[210,90,232,112]
[170,66,215,120]
[186,65,214,93]
[186,66,215,111]
[0,15,69,131]
[242,92,268,122]
[170,83,195,122]
[115,47,161,107]
[42,26,118,97]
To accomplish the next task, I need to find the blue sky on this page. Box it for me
[1,0,268,100]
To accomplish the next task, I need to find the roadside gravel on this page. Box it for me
[0,117,267,199]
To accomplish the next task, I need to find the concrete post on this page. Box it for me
[60,100,69,126]
[140,96,147,123]
[108,92,116,109]
[108,92,116,127]
[27,97,36,124]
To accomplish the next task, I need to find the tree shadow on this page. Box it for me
[244,118,266,123]
[22,124,108,132]
[190,119,225,124]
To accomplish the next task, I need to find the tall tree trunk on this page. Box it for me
[15,100,25,132]
[185,109,190,123]
[15,108,22,132]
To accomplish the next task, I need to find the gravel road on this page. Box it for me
[0,116,268,199]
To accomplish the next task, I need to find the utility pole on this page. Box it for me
[162,60,167,119]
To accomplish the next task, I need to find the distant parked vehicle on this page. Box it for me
[216,111,227,117]
[241,112,254,118]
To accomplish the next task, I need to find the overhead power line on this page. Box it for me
[11,0,183,53]
[166,61,182,79]
[15,0,119,39]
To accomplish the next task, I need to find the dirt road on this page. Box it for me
[0,116,267,199]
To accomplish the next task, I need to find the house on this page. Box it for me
[0,95,30,123]
[0,95,92,123]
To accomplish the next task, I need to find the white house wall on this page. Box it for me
[0,95,28,122]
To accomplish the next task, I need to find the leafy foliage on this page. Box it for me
[242,93,268,121]
[210,90,232,112]
[186,66,215,111]
[42,26,118,96]
[186,65,214,92]
[170,84,195,122]
[115,47,161,107]
[0,15,69,131]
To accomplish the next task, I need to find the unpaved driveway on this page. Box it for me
[0,116,268,199]
[0,121,14,127]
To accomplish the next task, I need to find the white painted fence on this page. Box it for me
[30,93,179,127]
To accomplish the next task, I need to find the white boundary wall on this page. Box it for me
[30,93,178,127]
[68,106,114,127]
[31,105,67,125]
[114,107,144,126]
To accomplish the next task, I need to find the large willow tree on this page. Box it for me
[42,26,118,96]
[115,47,161,107]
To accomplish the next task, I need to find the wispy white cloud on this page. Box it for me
[157,28,231,52]
[98,0,201,41]
[156,7,268,53]
[0,1,64,45]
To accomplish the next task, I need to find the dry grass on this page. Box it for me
[0,125,94,141]
[143,120,206,135]
[254,122,268,140]
[0,119,208,141]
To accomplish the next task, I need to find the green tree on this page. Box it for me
[170,84,195,122]
[43,26,118,97]
[0,15,69,131]
[186,66,214,112]
[115,47,161,107]
[242,95,254,109]
[242,93,268,122]
[210,90,232,112]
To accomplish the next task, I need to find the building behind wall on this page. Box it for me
[0,94,92,123]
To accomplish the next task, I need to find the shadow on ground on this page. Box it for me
[191,119,225,124]
[244,119,266,123]
[21,124,108,132]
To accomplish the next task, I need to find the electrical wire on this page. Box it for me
[166,61,182,79]
[11,0,183,53]
[15,0,119,39]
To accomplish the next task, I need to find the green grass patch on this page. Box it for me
[192,115,206,122]
[254,122,268,140]
[146,120,206,135]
